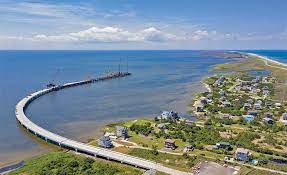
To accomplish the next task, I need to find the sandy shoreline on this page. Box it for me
[246,52,287,68]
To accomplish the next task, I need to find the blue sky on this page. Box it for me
[0,0,287,50]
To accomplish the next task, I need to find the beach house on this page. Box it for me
[98,136,113,148]
[116,126,128,139]
[244,115,254,122]
[164,139,176,150]
[235,148,251,161]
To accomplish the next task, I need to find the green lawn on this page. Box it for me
[127,148,199,172]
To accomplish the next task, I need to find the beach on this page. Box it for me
[247,52,287,68]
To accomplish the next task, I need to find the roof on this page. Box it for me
[157,123,166,127]
[263,117,273,122]
[217,141,230,146]
[244,115,254,121]
[116,126,127,130]
[165,139,175,144]
[100,136,111,141]
[236,148,249,154]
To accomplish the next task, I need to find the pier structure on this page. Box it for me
[15,72,190,175]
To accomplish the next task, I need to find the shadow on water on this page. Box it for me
[16,122,60,150]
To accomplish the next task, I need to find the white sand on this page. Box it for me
[246,53,287,68]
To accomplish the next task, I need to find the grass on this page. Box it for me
[8,151,142,175]
[239,166,280,175]
[126,148,198,172]
[191,149,226,160]
[128,131,186,150]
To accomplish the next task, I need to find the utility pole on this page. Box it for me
[126,58,128,73]
[118,58,122,75]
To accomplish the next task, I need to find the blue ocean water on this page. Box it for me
[0,50,229,164]
[244,50,287,63]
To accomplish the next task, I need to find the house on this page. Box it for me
[234,86,241,91]
[219,96,227,103]
[98,136,113,148]
[244,115,254,122]
[263,90,270,96]
[157,110,179,120]
[244,103,252,110]
[263,117,273,125]
[235,148,251,161]
[265,101,273,107]
[246,86,253,91]
[206,94,213,101]
[248,110,258,117]
[253,83,259,87]
[195,104,204,112]
[241,81,248,86]
[104,132,117,140]
[246,99,254,104]
[251,88,257,94]
[281,113,287,125]
[264,112,273,118]
[214,76,225,86]
[200,97,208,105]
[222,101,231,107]
[216,142,232,150]
[275,103,282,108]
[183,145,194,152]
[164,139,176,150]
[219,90,226,97]
[253,102,262,110]
[222,114,231,119]
[116,126,128,139]
[157,123,166,130]
[256,99,263,104]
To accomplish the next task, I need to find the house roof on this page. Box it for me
[236,148,249,154]
[217,141,230,146]
[165,139,175,144]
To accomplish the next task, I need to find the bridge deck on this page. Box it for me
[15,74,191,175]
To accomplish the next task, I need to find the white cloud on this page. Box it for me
[11,26,183,43]
[2,25,286,49]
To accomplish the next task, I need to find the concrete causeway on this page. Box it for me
[15,73,191,175]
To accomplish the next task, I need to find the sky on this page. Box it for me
[0,0,287,50]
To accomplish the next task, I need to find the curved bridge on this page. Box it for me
[15,73,191,175]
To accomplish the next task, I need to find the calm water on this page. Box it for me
[0,50,230,165]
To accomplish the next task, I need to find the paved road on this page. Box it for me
[15,76,191,175]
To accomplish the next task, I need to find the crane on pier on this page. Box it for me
[46,68,61,88]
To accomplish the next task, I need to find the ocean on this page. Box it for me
[244,50,287,63]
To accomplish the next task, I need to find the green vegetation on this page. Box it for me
[9,151,142,175]
[130,122,153,136]
[127,148,200,172]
